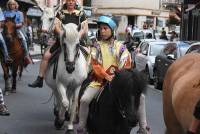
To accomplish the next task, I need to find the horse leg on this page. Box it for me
[1,63,11,95]
[66,86,81,134]
[54,82,69,129]
[18,63,23,80]
[163,85,184,134]
[53,89,61,117]
[11,65,18,93]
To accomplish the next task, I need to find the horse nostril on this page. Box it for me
[42,29,48,32]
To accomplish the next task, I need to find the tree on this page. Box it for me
[83,0,91,6]
[166,16,181,27]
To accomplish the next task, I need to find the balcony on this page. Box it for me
[162,0,182,6]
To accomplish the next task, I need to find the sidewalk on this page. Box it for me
[29,43,42,56]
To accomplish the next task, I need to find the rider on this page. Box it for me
[4,0,30,61]
[77,15,150,134]
[28,0,88,88]
[0,7,13,63]
[0,88,10,116]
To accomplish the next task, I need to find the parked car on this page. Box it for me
[134,39,169,83]
[153,41,191,90]
[131,29,155,47]
[185,42,200,54]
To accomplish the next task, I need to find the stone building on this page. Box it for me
[91,0,170,38]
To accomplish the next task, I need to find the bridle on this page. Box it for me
[62,41,80,73]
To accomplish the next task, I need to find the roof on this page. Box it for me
[16,0,36,5]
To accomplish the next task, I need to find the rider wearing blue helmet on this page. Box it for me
[77,15,150,134]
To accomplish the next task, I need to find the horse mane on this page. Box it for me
[62,23,79,44]
[110,68,147,109]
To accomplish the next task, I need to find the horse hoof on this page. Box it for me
[11,89,16,93]
[4,91,10,96]
[65,129,75,134]
[53,107,59,117]
[65,111,70,121]
[54,117,64,130]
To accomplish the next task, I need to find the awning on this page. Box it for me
[27,7,43,17]
[16,0,37,5]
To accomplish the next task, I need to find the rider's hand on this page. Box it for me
[105,75,114,82]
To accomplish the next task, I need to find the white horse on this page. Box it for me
[40,7,88,133]
[46,23,88,132]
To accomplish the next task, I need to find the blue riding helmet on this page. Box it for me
[97,16,117,31]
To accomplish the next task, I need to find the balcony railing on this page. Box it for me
[162,0,182,5]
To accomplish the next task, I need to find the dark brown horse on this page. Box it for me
[2,17,24,95]
[163,53,200,134]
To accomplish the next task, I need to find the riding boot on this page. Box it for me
[28,76,43,88]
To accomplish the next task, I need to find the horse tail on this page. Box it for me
[41,91,54,104]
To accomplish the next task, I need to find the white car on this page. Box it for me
[134,40,169,83]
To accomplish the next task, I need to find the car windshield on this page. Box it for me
[149,43,166,56]
[179,44,190,56]
[187,45,200,54]
[133,32,144,39]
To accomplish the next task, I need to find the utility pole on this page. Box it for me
[180,0,188,40]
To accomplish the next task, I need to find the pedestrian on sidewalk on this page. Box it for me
[0,88,10,116]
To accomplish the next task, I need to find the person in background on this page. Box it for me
[0,88,10,116]
[28,0,88,88]
[160,31,168,41]
[0,7,13,63]
[77,15,150,134]
[4,0,31,63]
[170,31,178,42]
[26,18,33,48]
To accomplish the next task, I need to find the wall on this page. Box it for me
[92,0,160,10]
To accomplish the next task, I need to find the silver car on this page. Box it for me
[134,39,169,83]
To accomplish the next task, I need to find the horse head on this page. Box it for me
[60,23,80,73]
[40,6,59,33]
[4,16,16,42]
[110,68,147,127]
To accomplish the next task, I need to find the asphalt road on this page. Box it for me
[0,59,166,134]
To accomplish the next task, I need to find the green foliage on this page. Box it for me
[83,0,91,6]
[166,16,180,26]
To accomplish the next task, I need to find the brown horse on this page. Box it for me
[2,17,24,95]
[163,53,200,134]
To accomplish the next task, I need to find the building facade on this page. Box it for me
[91,0,170,38]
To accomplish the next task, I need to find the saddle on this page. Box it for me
[48,46,61,79]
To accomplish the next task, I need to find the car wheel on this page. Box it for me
[153,72,162,90]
